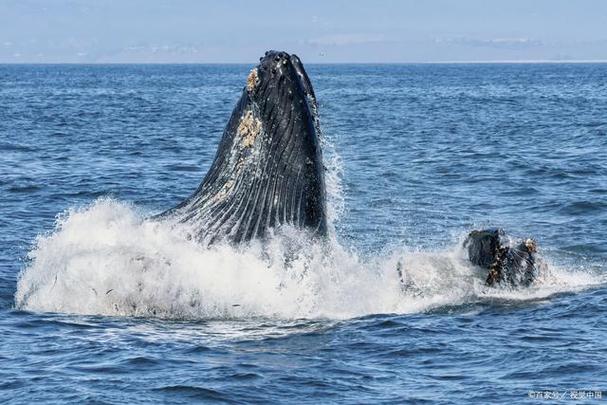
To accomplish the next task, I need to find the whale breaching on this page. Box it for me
[159,51,327,245]
[158,50,544,288]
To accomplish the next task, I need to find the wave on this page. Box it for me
[14,199,603,320]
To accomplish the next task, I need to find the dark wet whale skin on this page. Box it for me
[160,51,327,245]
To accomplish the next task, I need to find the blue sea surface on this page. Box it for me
[1,63,606,403]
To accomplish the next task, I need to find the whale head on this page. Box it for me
[161,51,327,245]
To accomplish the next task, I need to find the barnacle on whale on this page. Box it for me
[246,68,259,92]
[237,110,262,148]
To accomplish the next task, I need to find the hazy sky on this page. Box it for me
[1,0,607,63]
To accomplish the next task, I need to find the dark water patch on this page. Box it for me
[0,142,36,152]
[229,372,262,381]
[163,163,202,172]
[185,345,214,354]
[0,378,26,391]
[6,185,42,193]
[10,314,106,331]
[53,190,116,199]
[153,385,229,402]
[123,356,161,367]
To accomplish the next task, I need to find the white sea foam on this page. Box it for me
[15,199,603,320]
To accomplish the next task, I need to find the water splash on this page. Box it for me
[15,199,603,319]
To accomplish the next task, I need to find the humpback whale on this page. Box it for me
[159,51,327,245]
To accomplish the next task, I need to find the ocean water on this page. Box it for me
[1,63,606,403]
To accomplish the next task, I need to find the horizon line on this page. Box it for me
[1,59,607,65]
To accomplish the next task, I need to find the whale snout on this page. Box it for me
[253,50,317,110]
[257,50,313,85]
[257,50,295,78]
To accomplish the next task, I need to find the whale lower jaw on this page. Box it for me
[159,51,327,246]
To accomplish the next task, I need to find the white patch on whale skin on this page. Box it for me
[237,110,262,148]
[214,178,236,202]
[246,68,259,92]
